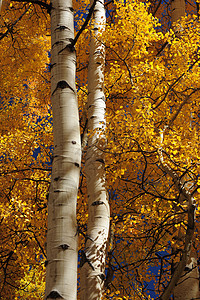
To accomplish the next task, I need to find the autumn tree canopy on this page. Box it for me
[0,0,199,299]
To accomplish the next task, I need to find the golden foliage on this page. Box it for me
[0,0,199,298]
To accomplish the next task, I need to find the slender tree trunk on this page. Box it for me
[159,132,196,300]
[80,1,110,299]
[170,2,199,299]
[45,0,81,299]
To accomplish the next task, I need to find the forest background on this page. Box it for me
[0,0,200,299]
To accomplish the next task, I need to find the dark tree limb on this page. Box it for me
[59,0,98,53]
[0,8,29,41]
[71,0,98,48]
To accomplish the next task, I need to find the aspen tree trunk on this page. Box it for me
[45,0,81,299]
[159,130,196,300]
[80,1,110,299]
[170,2,199,299]
[174,251,199,300]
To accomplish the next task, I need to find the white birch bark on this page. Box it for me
[80,1,110,299]
[45,0,81,299]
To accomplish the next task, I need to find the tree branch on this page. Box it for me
[71,0,98,48]
[11,0,51,13]
[0,8,29,41]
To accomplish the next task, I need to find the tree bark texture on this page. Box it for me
[174,250,199,300]
[45,0,81,299]
[80,1,110,299]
